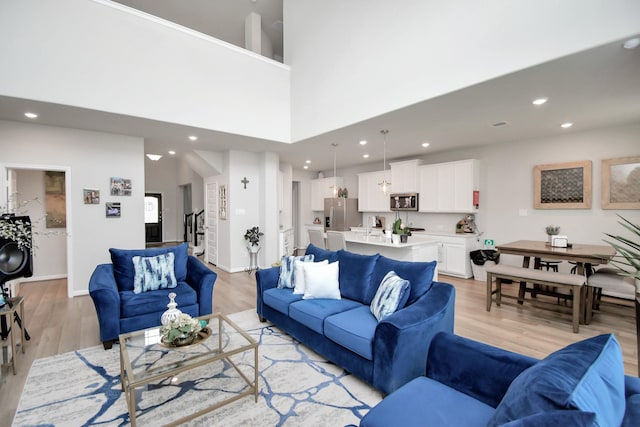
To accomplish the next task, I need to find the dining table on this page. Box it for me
[495,240,617,324]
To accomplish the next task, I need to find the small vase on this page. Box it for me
[400,234,408,243]
[391,234,400,245]
[161,292,182,326]
[248,244,260,253]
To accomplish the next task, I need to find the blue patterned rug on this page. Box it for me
[13,310,381,426]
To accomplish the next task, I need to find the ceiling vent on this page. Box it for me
[491,121,510,128]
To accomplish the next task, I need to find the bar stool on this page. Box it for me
[326,231,347,251]
[308,229,326,249]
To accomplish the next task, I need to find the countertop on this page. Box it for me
[344,231,439,248]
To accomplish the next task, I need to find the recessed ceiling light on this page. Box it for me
[363,154,369,158]
[303,165,309,169]
[24,112,38,119]
[561,122,573,129]
[168,150,176,155]
[421,142,430,148]
[146,154,163,161]
[623,37,640,50]
[359,140,367,145]
[305,160,311,164]
[532,98,548,106]
[188,135,198,141]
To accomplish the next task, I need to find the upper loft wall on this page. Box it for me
[285,0,640,142]
[0,0,291,142]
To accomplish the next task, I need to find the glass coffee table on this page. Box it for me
[119,313,258,427]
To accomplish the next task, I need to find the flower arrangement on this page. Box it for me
[160,313,203,346]
[392,218,410,235]
[0,213,33,252]
[244,226,264,247]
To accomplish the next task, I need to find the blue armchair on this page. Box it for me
[89,243,217,349]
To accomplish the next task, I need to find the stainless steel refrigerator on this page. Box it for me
[324,198,360,231]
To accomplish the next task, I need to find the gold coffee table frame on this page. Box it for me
[119,313,258,427]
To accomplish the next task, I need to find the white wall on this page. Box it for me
[0,0,291,142]
[285,0,640,141]
[14,169,67,279]
[0,120,145,296]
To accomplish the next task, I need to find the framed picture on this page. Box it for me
[110,177,132,196]
[106,202,121,218]
[534,160,592,209]
[601,156,640,209]
[45,171,66,228]
[219,185,227,220]
[83,189,100,205]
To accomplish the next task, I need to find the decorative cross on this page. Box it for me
[241,177,249,189]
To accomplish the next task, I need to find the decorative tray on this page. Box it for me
[160,327,212,348]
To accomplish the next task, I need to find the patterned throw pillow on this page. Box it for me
[132,252,177,294]
[370,271,410,321]
[277,254,314,289]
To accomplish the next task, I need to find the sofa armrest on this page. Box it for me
[186,256,217,316]
[426,332,538,408]
[372,281,456,395]
[88,264,121,343]
[256,267,280,318]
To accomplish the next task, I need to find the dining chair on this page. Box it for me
[586,267,635,315]
[308,229,326,249]
[326,231,347,251]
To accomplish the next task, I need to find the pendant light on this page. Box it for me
[378,129,392,195]
[330,143,339,197]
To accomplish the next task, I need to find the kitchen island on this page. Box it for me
[343,231,440,279]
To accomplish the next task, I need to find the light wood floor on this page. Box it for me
[0,267,637,425]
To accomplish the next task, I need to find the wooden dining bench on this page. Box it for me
[486,264,587,333]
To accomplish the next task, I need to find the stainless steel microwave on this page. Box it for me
[390,193,419,211]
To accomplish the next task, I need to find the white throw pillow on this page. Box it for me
[293,259,328,295]
[302,261,341,300]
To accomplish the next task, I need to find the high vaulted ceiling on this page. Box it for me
[0,2,638,173]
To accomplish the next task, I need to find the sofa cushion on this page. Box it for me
[325,305,377,360]
[293,259,328,295]
[337,251,380,304]
[499,410,595,426]
[289,298,362,334]
[132,252,177,294]
[305,243,339,263]
[277,254,314,289]
[371,256,436,305]
[110,243,188,292]
[370,271,410,321]
[360,377,495,427]
[622,394,640,427]
[302,261,341,300]
[489,334,625,427]
[120,281,196,318]
[263,288,303,315]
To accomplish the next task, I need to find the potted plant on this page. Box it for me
[604,215,640,283]
[545,225,560,244]
[244,226,264,253]
[392,218,410,244]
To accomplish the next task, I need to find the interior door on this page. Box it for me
[145,193,162,244]
[205,182,218,265]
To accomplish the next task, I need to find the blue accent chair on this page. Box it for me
[89,243,217,349]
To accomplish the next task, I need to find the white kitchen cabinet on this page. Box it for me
[311,177,343,211]
[390,159,422,193]
[416,232,477,278]
[357,171,391,212]
[418,159,479,213]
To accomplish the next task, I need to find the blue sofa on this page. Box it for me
[256,244,455,395]
[89,243,217,349]
[359,332,640,427]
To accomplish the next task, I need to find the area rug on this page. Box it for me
[13,310,382,426]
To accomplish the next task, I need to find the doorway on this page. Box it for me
[144,193,163,244]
